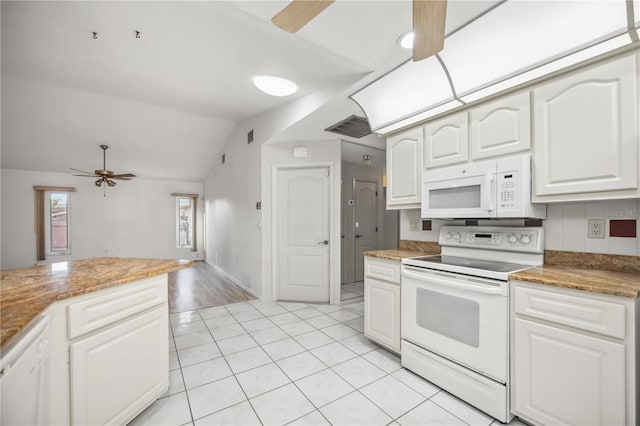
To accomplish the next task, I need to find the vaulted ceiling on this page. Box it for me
[1,1,500,181]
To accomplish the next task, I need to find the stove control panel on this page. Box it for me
[439,226,543,253]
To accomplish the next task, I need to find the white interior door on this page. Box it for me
[276,167,330,302]
[354,180,377,282]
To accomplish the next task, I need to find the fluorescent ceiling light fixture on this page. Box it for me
[399,32,414,49]
[253,75,297,97]
[460,33,632,104]
[376,100,464,135]
[440,0,629,97]
[351,56,453,132]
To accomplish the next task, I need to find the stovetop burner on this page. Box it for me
[407,255,532,274]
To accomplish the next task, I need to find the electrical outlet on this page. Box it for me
[588,219,605,239]
[409,219,420,232]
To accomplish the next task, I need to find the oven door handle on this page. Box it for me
[403,268,504,296]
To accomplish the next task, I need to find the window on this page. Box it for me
[47,192,70,254]
[174,195,197,250]
[34,185,76,260]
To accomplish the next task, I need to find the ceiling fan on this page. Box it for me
[271,0,447,61]
[71,145,136,187]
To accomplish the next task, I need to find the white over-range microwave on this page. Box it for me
[422,154,546,219]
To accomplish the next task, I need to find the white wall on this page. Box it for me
[1,76,235,181]
[261,140,342,303]
[203,127,262,296]
[341,161,397,284]
[544,200,640,255]
[399,200,640,256]
[1,168,203,270]
[203,80,359,299]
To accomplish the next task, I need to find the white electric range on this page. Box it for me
[401,226,544,423]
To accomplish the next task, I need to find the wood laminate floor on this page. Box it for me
[168,261,255,313]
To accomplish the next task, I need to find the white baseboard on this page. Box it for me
[206,261,260,299]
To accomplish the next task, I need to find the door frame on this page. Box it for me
[271,161,339,304]
[352,178,378,282]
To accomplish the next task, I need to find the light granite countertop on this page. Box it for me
[363,240,441,261]
[0,257,192,350]
[510,265,640,298]
[363,249,438,261]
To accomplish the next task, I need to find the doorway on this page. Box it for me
[340,140,399,303]
[274,166,331,303]
[354,179,377,282]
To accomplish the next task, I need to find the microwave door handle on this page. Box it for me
[484,174,495,212]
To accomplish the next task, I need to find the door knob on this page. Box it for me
[318,240,329,245]
[355,234,363,238]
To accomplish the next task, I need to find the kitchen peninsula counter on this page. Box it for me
[0,257,191,350]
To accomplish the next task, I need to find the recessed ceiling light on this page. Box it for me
[253,75,298,97]
[399,32,414,49]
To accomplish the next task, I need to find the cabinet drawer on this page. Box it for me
[365,257,401,283]
[513,284,626,339]
[68,275,168,339]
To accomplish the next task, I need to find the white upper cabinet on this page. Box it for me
[387,128,423,209]
[532,54,639,202]
[470,92,531,160]
[423,111,469,169]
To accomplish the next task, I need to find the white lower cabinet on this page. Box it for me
[70,305,168,425]
[513,317,625,425]
[511,280,637,426]
[364,257,401,353]
[40,274,170,425]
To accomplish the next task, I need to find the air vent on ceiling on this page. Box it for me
[325,115,371,139]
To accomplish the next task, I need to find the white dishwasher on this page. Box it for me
[0,315,51,425]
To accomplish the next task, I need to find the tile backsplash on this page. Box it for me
[400,199,640,256]
[544,199,640,256]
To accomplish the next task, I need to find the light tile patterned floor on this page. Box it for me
[130,300,527,426]
[340,281,364,302]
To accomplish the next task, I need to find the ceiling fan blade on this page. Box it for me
[73,174,100,177]
[70,167,95,175]
[272,0,335,33]
[109,173,136,179]
[413,0,447,61]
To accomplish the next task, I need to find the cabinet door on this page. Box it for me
[512,317,625,426]
[533,54,638,200]
[470,92,530,160]
[423,111,468,169]
[364,277,400,352]
[387,128,423,209]
[70,306,168,425]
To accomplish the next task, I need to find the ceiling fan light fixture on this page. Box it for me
[399,31,414,49]
[253,75,298,97]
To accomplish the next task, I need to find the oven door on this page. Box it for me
[401,265,508,383]
[421,173,496,219]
